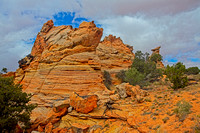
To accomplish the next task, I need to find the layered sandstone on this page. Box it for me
[15,20,134,108]
[15,20,108,109]
[14,20,134,130]
[96,35,134,72]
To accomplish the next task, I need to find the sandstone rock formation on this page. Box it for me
[151,46,164,68]
[14,20,135,131]
[151,46,161,54]
[15,20,134,106]
[16,20,106,106]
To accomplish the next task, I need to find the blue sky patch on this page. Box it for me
[23,37,36,45]
[189,58,200,62]
[164,56,178,63]
[167,58,178,63]
[53,12,89,28]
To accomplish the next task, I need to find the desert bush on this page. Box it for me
[131,51,163,86]
[116,70,126,82]
[173,100,192,122]
[165,62,188,90]
[116,51,163,87]
[103,71,112,90]
[0,76,36,132]
[125,67,145,86]
[186,67,199,75]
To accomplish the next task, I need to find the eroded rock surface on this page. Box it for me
[96,35,134,72]
[70,92,98,114]
[14,20,135,132]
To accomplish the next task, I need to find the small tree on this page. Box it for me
[186,67,199,75]
[131,51,147,74]
[1,68,7,74]
[150,53,163,63]
[0,76,36,132]
[165,62,188,90]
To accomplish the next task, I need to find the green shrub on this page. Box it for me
[173,100,192,122]
[150,53,163,63]
[186,67,199,75]
[125,68,145,86]
[131,51,148,74]
[1,68,7,74]
[165,62,188,90]
[0,76,36,132]
[103,71,112,90]
[116,51,163,87]
[116,70,126,82]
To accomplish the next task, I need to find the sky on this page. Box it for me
[0,0,200,71]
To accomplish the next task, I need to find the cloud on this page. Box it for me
[96,7,200,68]
[79,0,200,18]
[0,0,200,71]
[0,0,82,71]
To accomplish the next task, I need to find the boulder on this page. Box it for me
[53,99,70,113]
[109,94,120,101]
[70,92,98,114]
[117,83,148,98]
[71,123,90,133]
[115,83,127,99]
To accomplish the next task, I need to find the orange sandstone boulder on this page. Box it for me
[115,83,148,102]
[70,92,98,114]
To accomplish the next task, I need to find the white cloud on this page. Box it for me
[0,0,200,71]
